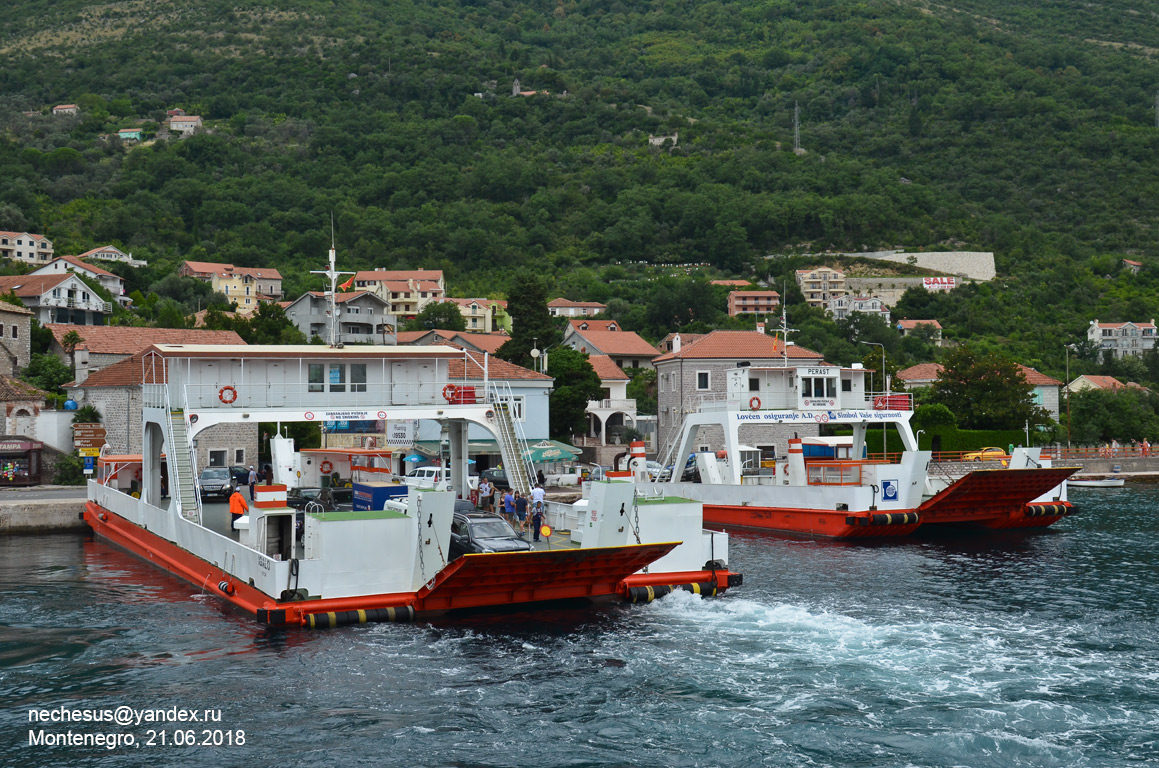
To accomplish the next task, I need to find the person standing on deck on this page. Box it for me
[502,488,515,525]
[478,477,492,511]
[229,483,249,532]
[247,465,258,500]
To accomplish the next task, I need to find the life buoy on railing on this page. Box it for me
[749,396,761,411]
[219,385,238,404]
[319,460,333,475]
[442,384,458,402]
[873,396,886,410]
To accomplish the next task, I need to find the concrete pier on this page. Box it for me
[0,499,88,534]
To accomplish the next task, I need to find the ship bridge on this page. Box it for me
[134,344,538,522]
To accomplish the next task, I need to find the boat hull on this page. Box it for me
[85,501,739,627]
[696,466,1078,539]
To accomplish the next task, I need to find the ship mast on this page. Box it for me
[774,282,798,367]
[309,218,355,348]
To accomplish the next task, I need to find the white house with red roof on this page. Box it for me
[52,104,78,115]
[282,291,396,345]
[0,231,54,265]
[896,318,943,345]
[562,321,658,370]
[1122,259,1143,275]
[352,269,445,316]
[76,245,146,268]
[31,255,130,305]
[1067,374,1126,394]
[1087,319,1157,360]
[583,354,637,446]
[652,330,827,450]
[0,274,111,326]
[548,298,608,317]
[826,294,890,323]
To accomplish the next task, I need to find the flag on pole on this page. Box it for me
[339,276,354,291]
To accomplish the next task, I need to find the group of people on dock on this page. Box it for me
[1097,439,1152,458]
[477,478,547,542]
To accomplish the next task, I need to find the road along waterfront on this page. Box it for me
[1,486,1155,767]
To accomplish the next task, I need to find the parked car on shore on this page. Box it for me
[963,447,1009,462]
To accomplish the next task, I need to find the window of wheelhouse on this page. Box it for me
[308,364,324,392]
[328,364,346,393]
[801,377,837,398]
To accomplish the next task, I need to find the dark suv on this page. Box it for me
[478,467,511,490]
[286,486,354,512]
[448,512,532,559]
[197,467,233,500]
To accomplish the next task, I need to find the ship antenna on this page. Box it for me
[777,279,797,367]
[310,214,355,348]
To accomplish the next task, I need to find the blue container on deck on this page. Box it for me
[353,481,408,511]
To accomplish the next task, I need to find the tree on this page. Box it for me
[497,271,560,368]
[71,404,102,424]
[237,301,307,345]
[60,329,84,371]
[927,345,1048,430]
[21,353,73,394]
[1068,387,1159,444]
[402,300,466,333]
[626,368,657,415]
[545,347,603,440]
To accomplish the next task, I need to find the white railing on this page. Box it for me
[587,398,636,411]
[88,480,141,520]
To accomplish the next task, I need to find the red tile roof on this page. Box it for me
[588,354,630,381]
[0,302,33,316]
[448,356,550,382]
[1017,364,1062,387]
[655,332,706,353]
[452,333,509,354]
[182,261,282,280]
[355,269,444,283]
[653,331,822,362]
[0,231,48,242]
[71,350,168,388]
[0,274,71,297]
[0,374,50,402]
[46,324,244,355]
[42,255,118,278]
[568,319,620,332]
[896,319,942,330]
[897,363,943,382]
[303,290,385,304]
[569,329,659,357]
[711,279,752,287]
[1075,375,1124,390]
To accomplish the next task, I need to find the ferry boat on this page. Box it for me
[83,341,740,628]
[656,363,1078,539]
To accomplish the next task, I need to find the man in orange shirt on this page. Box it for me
[229,483,249,532]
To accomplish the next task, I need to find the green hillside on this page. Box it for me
[1,0,1159,383]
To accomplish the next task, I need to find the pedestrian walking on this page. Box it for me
[247,465,258,500]
[531,501,544,542]
[502,489,515,525]
[514,491,528,536]
[229,483,249,532]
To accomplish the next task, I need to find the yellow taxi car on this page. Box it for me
[963,446,1009,462]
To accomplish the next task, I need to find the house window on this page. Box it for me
[697,371,710,390]
[308,364,324,392]
[209,450,226,467]
[496,395,525,421]
[235,449,245,464]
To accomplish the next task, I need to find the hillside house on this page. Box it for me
[179,261,284,313]
[283,291,396,345]
[796,266,847,308]
[52,104,78,115]
[352,269,445,316]
[826,294,890,323]
[0,274,111,326]
[168,115,202,137]
[727,290,780,317]
[76,245,146,268]
[1087,319,1157,360]
[563,321,658,371]
[547,298,608,317]
[0,231,54,265]
[31,255,130,306]
[896,319,943,345]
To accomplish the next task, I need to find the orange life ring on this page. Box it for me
[442,384,458,402]
[749,396,761,410]
[320,460,333,475]
[219,385,238,404]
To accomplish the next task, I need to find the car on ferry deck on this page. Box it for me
[448,512,533,559]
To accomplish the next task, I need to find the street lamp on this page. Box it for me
[1064,344,1073,451]
[860,341,888,457]
[916,429,924,449]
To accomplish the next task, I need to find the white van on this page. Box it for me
[404,466,478,490]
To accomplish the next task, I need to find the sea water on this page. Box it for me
[1,486,1156,767]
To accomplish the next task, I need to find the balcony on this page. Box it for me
[586,398,636,412]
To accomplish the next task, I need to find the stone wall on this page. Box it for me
[853,251,996,281]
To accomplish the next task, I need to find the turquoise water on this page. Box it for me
[1,487,1156,766]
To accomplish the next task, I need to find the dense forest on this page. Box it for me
[2,0,1159,401]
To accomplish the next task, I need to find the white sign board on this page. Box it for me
[923,276,956,292]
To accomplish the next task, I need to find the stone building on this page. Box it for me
[653,330,826,454]
[47,325,244,382]
[0,303,33,376]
